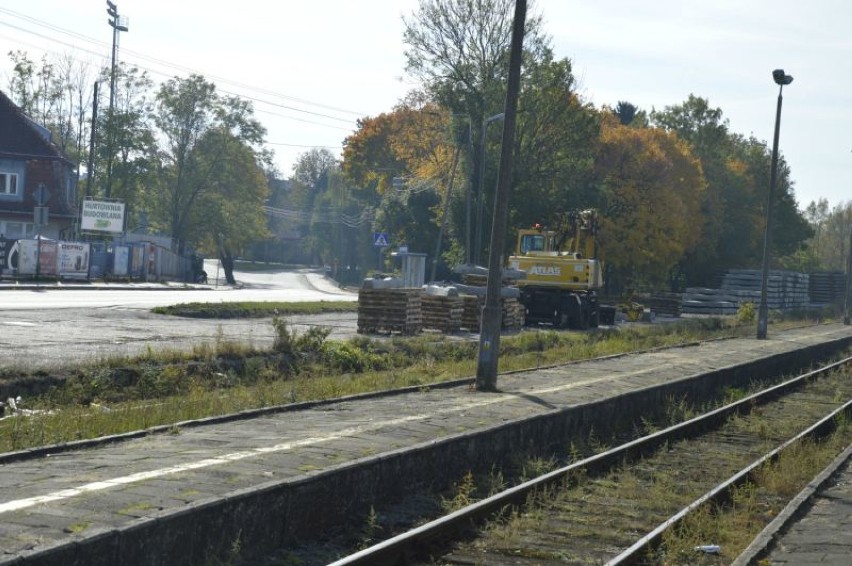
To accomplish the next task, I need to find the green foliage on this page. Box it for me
[152,301,357,319]
[322,342,389,373]
[736,302,756,324]
[271,317,331,361]
[441,471,478,512]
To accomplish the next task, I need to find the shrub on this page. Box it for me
[737,302,756,324]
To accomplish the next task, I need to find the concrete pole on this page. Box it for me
[757,84,785,339]
[85,82,99,199]
[844,227,851,325]
[475,0,526,391]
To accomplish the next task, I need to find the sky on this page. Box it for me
[1,0,850,209]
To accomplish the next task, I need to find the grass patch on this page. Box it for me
[151,301,357,319]
[0,313,832,454]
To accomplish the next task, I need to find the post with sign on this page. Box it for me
[34,183,49,279]
[373,232,390,271]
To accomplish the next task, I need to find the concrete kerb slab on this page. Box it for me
[0,282,213,291]
[732,442,852,566]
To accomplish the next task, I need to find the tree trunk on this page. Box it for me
[219,251,236,285]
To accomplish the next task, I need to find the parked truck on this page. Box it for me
[507,209,603,329]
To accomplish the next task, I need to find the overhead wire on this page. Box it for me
[0,7,363,143]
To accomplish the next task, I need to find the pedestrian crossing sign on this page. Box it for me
[373,232,390,247]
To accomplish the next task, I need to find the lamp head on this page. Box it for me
[773,69,793,86]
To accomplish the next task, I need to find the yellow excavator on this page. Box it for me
[508,209,603,329]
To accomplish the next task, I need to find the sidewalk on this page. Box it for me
[1,323,850,565]
[0,279,219,291]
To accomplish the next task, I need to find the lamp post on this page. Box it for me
[105,1,128,199]
[757,69,793,339]
[472,112,505,265]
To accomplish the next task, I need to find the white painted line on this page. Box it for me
[0,363,668,515]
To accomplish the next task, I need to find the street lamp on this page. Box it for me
[757,69,793,339]
[472,112,505,265]
[105,1,128,199]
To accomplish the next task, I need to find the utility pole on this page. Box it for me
[475,0,526,391]
[105,1,128,199]
[473,112,505,266]
[85,82,99,198]
[431,145,462,282]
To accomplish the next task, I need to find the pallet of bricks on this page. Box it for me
[459,293,525,331]
[456,267,525,331]
[357,280,422,335]
[421,286,463,333]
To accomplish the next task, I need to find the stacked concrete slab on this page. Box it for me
[809,272,847,305]
[682,269,810,315]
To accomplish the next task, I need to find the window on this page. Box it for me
[0,222,34,238]
[0,172,19,195]
[521,234,546,254]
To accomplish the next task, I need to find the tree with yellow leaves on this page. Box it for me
[594,114,706,289]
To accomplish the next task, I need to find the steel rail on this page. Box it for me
[328,355,852,566]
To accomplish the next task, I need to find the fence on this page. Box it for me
[0,237,193,283]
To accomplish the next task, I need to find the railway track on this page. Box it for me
[329,356,852,566]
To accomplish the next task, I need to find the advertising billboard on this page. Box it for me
[18,238,58,276]
[58,242,90,279]
[0,236,18,273]
[81,200,125,233]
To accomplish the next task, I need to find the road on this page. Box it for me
[0,266,359,370]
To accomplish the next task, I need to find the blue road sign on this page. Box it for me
[373,232,390,247]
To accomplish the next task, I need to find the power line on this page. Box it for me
[0,19,357,134]
[0,7,367,121]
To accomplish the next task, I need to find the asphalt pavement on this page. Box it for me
[0,268,359,371]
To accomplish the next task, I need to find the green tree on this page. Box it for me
[5,50,97,193]
[96,63,156,215]
[403,0,548,261]
[594,114,706,289]
[190,129,269,284]
[506,53,599,242]
[151,74,266,268]
[651,95,811,285]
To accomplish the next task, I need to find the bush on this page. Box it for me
[737,302,756,324]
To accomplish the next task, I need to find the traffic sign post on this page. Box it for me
[373,232,390,270]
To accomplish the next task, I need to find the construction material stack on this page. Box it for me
[454,264,525,332]
[636,292,682,318]
[682,269,810,315]
[809,272,847,305]
[357,278,422,335]
[421,286,463,333]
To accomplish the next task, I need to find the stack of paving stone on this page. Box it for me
[501,297,526,330]
[809,272,848,305]
[421,286,463,333]
[357,279,422,334]
[461,295,482,331]
[682,269,810,315]
[459,294,525,331]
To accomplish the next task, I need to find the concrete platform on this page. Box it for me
[735,443,852,566]
[1,323,851,565]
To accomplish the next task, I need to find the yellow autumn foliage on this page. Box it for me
[595,114,707,286]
